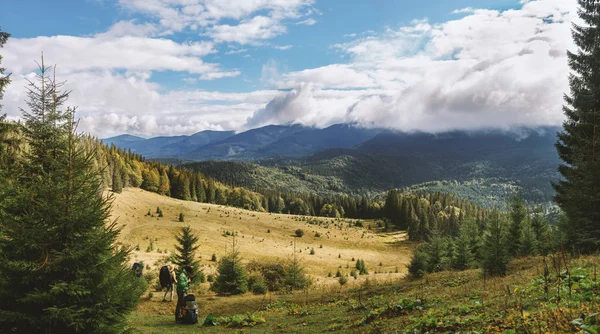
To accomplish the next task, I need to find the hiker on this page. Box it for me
[175,265,192,323]
[160,264,177,302]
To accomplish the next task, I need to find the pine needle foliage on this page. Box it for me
[173,226,202,285]
[212,235,248,295]
[0,58,145,333]
[554,0,600,253]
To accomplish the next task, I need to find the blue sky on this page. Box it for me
[0,0,578,137]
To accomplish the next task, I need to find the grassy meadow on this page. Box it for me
[114,189,597,333]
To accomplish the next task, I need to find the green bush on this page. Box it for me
[408,247,428,278]
[295,229,304,238]
[248,275,268,295]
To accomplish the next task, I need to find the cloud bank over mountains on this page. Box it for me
[2,0,577,137]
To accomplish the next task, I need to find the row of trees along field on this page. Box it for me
[408,194,556,277]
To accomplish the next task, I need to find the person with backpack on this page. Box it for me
[160,265,177,302]
[175,266,192,323]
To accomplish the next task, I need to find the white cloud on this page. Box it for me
[274,45,293,50]
[296,18,316,25]
[1,0,582,138]
[118,0,317,44]
[3,35,225,75]
[207,16,287,45]
[245,0,579,132]
[95,20,160,38]
[452,7,474,14]
[225,48,248,55]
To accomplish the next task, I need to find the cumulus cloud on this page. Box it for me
[1,0,581,137]
[245,0,579,132]
[3,35,223,75]
[118,0,317,44]
[207,16,287,45]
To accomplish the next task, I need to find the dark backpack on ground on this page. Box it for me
[159,266,172,288]
[182,294,198,324]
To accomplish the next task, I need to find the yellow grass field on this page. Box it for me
[112,188,414,283]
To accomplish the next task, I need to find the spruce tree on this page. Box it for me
[283,239,310,291]
[0,27,10,112]
[452,226,474,270]
[555,0,600,253]
[507,194,526,258]
[173,226,202,285]
[520,220,539,257]
[424,231,449,272]
[212,235,248,295]
[482,210,509,276]
[530,206,549,254]
[0,60,145,332]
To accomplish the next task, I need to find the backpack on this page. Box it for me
[159,266,172,288]
[181,294,198,324]
[132,262,143,278]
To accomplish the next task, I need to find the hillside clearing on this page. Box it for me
[112,188,413,281]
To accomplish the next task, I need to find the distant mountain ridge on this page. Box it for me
[102,123,384,160]
[183,126,562,206]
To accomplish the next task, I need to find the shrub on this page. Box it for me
[295,229,304,238]
[315,232,321,237]
[178,213,185,222]
[247,262,286,292]
[355,259,368,275]
[248,275,268,295]
[310,248,315,255]
[338,276,348,286]
[207,274,215,283]
[408,247,428,278]
[211,253,217,262]
[335,269,342,278]
[212,255,248,295]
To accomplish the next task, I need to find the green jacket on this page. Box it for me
[177,271,189,294]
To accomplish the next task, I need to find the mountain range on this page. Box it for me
[103,124,562,206]
[102,124,383,160]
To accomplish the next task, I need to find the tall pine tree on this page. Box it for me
[173,226,202,285]
[555,0,600,253]
[507,194,526,257]
[0,58,145,333]
[482,210,509,276]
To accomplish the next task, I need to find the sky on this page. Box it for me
[0,0,578,138]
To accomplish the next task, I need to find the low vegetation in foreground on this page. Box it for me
[128,254,600,333]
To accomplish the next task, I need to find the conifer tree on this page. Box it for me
[0,27,10,112]
[111,161,123,193]
[452,226,474,270]
[555,0,600,253]
[530,206,550,254]
[212,235,248,295]
[0,59,145,332]
[424,231,449,272]
[173,226,202,285]
[283,238,310,291]
[520,220,539,257]
[507,194,526,257]
[482,211,509,276]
